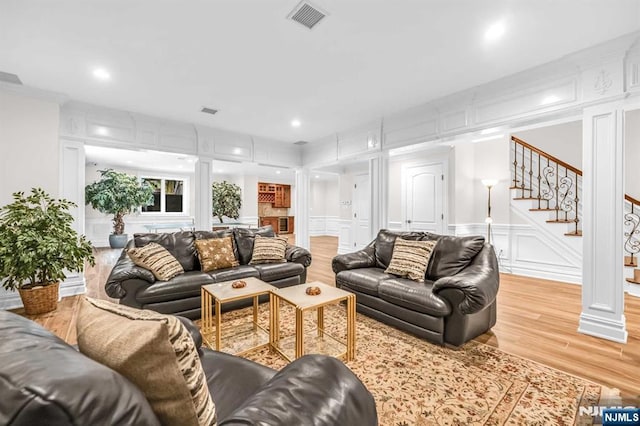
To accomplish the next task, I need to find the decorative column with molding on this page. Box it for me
[195,157,213,232]
[369,154,388,236]
[579,102,627,343]
[295,168,311,250]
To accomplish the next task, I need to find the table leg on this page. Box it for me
[215,299,222,351]
[253,295,258,332]
[295,308,304,359]
[346,295,356,361]
[317,306,324,337]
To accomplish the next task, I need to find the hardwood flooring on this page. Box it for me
[12,236,640,401]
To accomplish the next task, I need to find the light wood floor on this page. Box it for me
[13,236,640,400]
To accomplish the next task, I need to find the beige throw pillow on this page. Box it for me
[127,242,184,281]
[76,298,217,426]
[195,237,239,272]
[249,235,288,264]
[384,238,438,282]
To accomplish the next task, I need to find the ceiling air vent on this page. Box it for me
[0,71,23,85]
[201,107,218,115]
[293,140,309,145]
[287,1,327,30]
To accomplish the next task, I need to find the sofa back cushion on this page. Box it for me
[233,225,276,265]
[127,242,185,281]
[135,231,197,271]
[426,235,485,280]
[0,310,160,426]
[374,229,438,269]
[77,298,217,426]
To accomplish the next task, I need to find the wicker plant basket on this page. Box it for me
[18,282,59,315]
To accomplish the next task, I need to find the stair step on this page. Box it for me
[513,197,538,200]
[546,219,575,223]
[529,208,555,211]
[626,278,640,284]
[564,230,583,237]
[625,256,638,267]
[509,186,532,191]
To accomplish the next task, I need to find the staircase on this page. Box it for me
[510,136,640,294]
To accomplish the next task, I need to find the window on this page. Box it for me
[141,177,187,214]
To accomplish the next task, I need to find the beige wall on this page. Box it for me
[625,109,640,200]
[0,90,60,206]
[513,120,582,169]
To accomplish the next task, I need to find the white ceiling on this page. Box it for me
[85,145,198,173]
[2,1,640,143]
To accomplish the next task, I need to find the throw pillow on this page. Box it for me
[249,235,288,264]
[76,297,217,426]
[195,236,239,272]
[384,238,438,282]
[127,242,184,281]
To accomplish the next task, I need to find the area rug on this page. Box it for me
[205,303,617,426]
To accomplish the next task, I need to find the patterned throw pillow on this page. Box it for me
[127,242,184,281]
[249,235,288,264]
[76,297,217,426]
[195,237,239,272]
[384,238,438,282]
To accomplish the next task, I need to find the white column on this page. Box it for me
[195,157,213,231]
[59,138,87,298]
[369,154,388,237]
[579,102,627,343]
[295,168,311,250]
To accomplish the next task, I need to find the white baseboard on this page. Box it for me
[0,274,87,310]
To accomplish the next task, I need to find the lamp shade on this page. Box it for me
[481,179,498,188]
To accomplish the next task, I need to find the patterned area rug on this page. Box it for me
[204,303,617,426]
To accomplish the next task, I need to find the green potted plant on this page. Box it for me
[0,188,95,314]
[212,180,242,223]
[85,169,154,248]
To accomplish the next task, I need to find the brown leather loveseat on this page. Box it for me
[332,229,499,346]
[106,226,311,319]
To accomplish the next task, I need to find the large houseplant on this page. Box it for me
[0,188,95,314]
[212,180,242,223]
[85,169,154,248]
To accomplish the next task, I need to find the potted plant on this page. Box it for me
[0,188,95,314]
[212,180,242,223]
[85,169,154,248]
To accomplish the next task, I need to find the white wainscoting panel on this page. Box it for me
[309,216,340,236]
[337,220,353,254]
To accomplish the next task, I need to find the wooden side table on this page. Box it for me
[201,277,275,355]
[271,282,356,362]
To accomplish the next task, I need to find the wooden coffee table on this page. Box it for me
[271,281,356,362]
[201,277,275,355]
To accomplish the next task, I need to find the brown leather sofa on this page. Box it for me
[332,229,499,346]
[106,226,311,319]
[0,310,378,425]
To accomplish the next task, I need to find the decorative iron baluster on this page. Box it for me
[541,157,555,208]
[521,144,526,198]
[558,167,576,222]
[512,139,519,188]
[528,148,533,198]
[625,198,640,266]
[537,152,542,209]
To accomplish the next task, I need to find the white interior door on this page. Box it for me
[403,163,444,233]
[353,174,371,249]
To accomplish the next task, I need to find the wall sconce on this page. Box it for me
[481,179,498,244]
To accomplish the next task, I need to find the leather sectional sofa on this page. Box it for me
[106,226,311,319]
[0,310,378,425]
[332,229,499,346]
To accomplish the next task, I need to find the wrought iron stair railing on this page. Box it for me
[511,136,582,236]
[625,194,640,268]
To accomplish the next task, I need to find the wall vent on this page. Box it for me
[293,140,309,145]
[201,107,218,115]
[0,71,23,85]
[287,1,327,30]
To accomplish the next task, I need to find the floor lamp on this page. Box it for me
[481,179,498,245]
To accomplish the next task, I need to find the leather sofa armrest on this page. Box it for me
[176,316,203,352]
[219,355,378,426]
[332,245,376,274]
[432,244,499,315]
[105,252,156,299]
[285,244,312,267]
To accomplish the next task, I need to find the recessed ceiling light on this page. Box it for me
[471,134,504,143]
[232,148,242,155]
[291,119,301,128]
[480,127,501,135]
[95,126,109,136]
[315,175,320,178]
[484,21,505,42]
[92,68,111,81]
[275,170,281,174]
